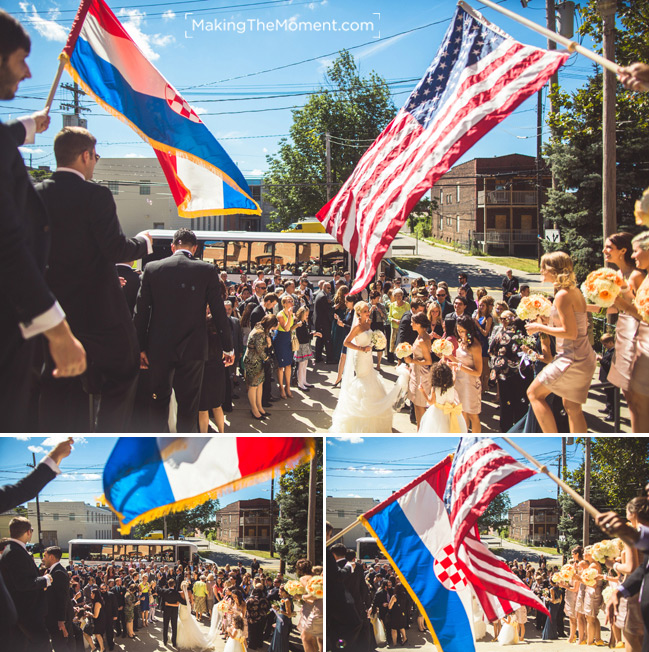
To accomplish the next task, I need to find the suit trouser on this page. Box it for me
[248,619,264,649]
[314,330,333,363]
[0,335,39,433]
[148,359,205,433]
[116,609,126,637]
[5,622,51,652]
[105,618,114,650]
[40,323,140,433]
[262,359,273,402]
[47,623,71,652]
[163,607,179,646]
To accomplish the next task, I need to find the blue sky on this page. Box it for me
[2,0,598,176]
[326,436,587,507]
[0,436,280,510]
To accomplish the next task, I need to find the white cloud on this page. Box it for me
[250,168,263,175]
[369,467,392,475]
[335,436,364,444]
[117,9,174,61]
[214,130,247,140]
[60,473,74,479]
[124,153,147,158]
[357,33,407,60]
[317,57,334,75]
[28,445,44,454]
[15,436,31,441]
[81,473,101,481]
[190,105,207,115]
[162,10,176,20]
[262,147,268,153]
[19,2,68,42]
[347,494,361,498]
[19,147,45,155]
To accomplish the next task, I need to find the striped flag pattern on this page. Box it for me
[444,437,547,620]
[444,436,537,551]
[317,1,569,294]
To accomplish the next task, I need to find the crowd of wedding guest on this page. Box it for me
[0,524,323,652]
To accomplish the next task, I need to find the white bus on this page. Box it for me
[146,229,402,286]
[356,536,385,561]
[68,539,198,566]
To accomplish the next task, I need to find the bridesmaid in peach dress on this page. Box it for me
[526,252,596,433]
[602,232,646,431]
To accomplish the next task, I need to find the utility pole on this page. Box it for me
[306,454,317,564]
[163,515,168,539]
[536,89,544,265]
[27,454,43,552]
[583,438,591,548]
[60,82,89,128]
[599,0,617,251]
[325,132,332,202]
[269,477,275,558]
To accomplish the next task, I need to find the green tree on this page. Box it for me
[478,492,512,532]
[131,499,220,540]
[274,439,323,570]
[542,1,649,281]
[28,169,52,183]
[263,51,396,231]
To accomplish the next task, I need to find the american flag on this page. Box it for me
[444,437,546,620]
[317,2,570,294]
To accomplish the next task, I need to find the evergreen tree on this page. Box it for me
[131,499,220,540]
[274,439,323,569]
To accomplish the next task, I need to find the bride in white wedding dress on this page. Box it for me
[176,582,222,651]
[330,301,409,433]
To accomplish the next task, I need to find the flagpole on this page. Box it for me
[44,58,66,115]
[502,437,602,519]
[326,518,361,546]
[468,0,621,75]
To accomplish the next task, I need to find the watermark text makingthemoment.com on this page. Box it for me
[185,14,380,37]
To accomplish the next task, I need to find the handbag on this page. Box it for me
[371,615,387,646]
[291,329,299,352]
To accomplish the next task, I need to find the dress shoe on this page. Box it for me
[262,401,272,408]
[231,393,240,400]
[250,411,264,420]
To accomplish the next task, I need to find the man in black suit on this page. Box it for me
[134,228,234,432]
[159,578,186,647]
[37,127,151,432]
[502,269,519,301]
[508,284,530,311]
[42,546,74,652]
[0,517,51,652]
[0,11,86,432]
[313,282,334,363]
[396,298,426,347]
[116,262,141,316]
[100,582,118,650]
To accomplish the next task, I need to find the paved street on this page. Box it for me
[193,537,281,574]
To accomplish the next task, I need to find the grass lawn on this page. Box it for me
[209,540,274,559]
[391,256,424,272]
[476,256,540,275]
[502,538,558,555]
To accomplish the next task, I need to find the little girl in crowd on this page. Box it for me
[293,307,321,392]
[224,615,246,652]
[418,362,467,433]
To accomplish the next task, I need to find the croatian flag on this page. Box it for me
[360,456,475,652]
[317,1,569,294]
[102,437,314,533]
[61,0,260,218]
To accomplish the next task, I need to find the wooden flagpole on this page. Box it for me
[326,518,362,546]
[44,58,66,114]
[467,0,621,75]
[502,437,602,519]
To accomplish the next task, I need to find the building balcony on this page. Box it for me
[477,190,537,206]
[239,517,271,525]
[476,229,538,244]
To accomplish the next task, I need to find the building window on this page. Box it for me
[456,184,460,202]
[446,193,452,204]
[153,222,164,229]
[107,181,119,195]
[139,180,151,195]
[53,513,59,520]
[337,510,345,518]
[446,215,453,226]
[69,513,75,521]
[438,215,443,230]
[456,215,460,231]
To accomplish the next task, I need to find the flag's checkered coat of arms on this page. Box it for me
[433,544,468,591]
[165,84,201,123]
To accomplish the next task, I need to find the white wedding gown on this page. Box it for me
[330,328,409,433]
[418,387,468,434]
[176,589,222,651]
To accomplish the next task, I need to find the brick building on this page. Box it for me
[430,153,551,256]
[215,498,278,551]
[508,497,559,545]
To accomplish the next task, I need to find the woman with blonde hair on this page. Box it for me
[525,251,596,433]
[275,294,299,399]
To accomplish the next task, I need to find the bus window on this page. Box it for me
[177,545,191,565]
[356,537,384,561]
[297,243,317,274]
[226,241,250,274]
[322,243,345,276]
[250,241,271,273]
[204,241,226,269]
[274,242,298,274]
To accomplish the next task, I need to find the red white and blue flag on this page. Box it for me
[61,0,260,218]
[360,457,475,652]
[444,437,545,621]
[317,1,570,294]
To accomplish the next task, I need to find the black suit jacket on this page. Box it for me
[250,304,269,329]
[0,541,48,631]
[134,252,233,362]
[313,291,334,331]
[397,311,416,346]
[45,562,73,631]
[0,120,55,363]
[159,587,186,610]
[37,171,148,336]
[0,462,56,514]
